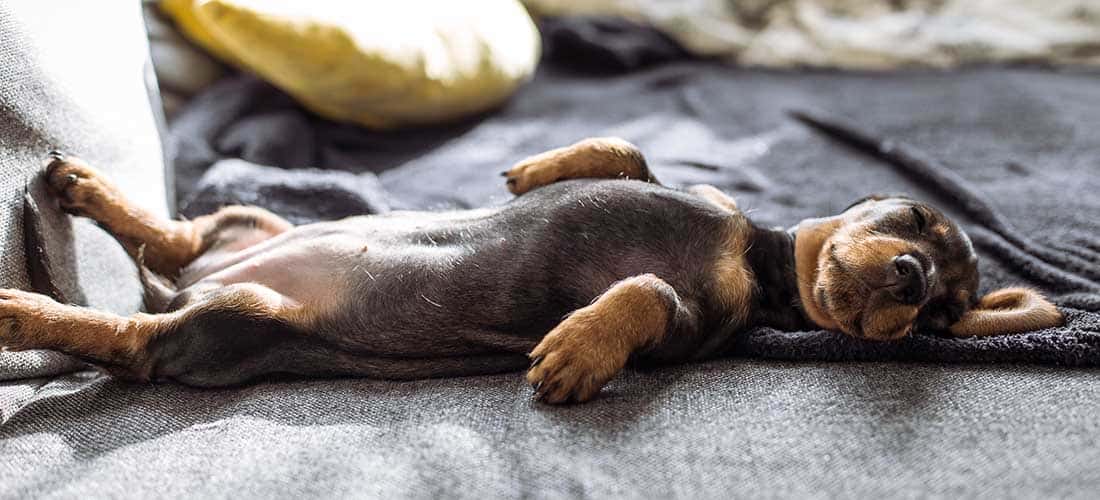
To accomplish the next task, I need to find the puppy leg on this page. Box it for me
[0,288,167,377]
[687,184,739,213]
[44,153,291,276]
[0,283,300,383]
[526,274,696,404]
[502,137,657,195]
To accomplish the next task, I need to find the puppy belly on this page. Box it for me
[192,233,367,309]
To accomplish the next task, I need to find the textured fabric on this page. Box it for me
[168,68,1100,367]
[5,64,1100,496]
[540,17,690,74]
[0,1,170,380]
[3,361,1100,497]
[186,159,391,224]
[524,0,1100,69]
[143,0,226,119]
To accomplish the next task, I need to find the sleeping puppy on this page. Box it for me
[2,139,1062,404]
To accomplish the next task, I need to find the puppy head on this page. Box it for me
[794,196,1061,340]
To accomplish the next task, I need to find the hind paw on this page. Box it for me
[44,153,116,216]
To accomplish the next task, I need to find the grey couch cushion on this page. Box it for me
[2,360,1099,498]
[0,1,169,379]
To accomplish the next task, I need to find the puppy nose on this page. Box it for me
[889,254,927,304]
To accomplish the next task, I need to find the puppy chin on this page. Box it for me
[860,325,911,341]
[833,309,912,341]
[858,299,919,341]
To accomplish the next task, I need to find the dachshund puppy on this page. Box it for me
[1,139,1062,403]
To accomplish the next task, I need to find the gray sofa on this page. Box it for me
[0,2,169,381]
[2,3,1100,499]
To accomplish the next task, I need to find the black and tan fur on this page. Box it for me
[0,140,1063,404]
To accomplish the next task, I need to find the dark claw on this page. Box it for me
[65,174,78,186]
[533,381,552,401]
[531,379,543,392]
[530,355,543,368]
[499,171,510,177]
[506,179,516,187]
[535,381,560,403]
[48,150,66,161]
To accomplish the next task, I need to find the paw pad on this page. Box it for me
[43,154,108,212]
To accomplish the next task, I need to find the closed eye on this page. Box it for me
[911,207,927,233]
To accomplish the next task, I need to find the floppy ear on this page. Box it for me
[949,287,1063,337]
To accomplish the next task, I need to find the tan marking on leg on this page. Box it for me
[46,155,199,274]
[198,205,293,242]
[45,155,290,276]
[687,185,752,318]
[0,283,300,380]
[949,287,1063,337]
[526,274,671,404]
[688,184,738,213]
[503,137,649,195]
[0,289,163,376]
[710,214,754,322]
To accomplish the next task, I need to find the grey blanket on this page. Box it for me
[4,63,1100,497]
[170,68,1100,367]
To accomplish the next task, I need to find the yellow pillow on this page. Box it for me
[160,0,541,129]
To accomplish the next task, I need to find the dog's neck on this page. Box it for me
[744,221,811,331]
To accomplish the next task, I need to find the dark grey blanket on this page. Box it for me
[6,61,1100,498]
[169,67,1100,368]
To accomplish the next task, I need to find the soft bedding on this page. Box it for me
[3,25,1100,498]
[170,67,1100,368]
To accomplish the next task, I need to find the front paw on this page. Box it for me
[501,156,556,195]
[525,312,629,404]
[44,152,112,215]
